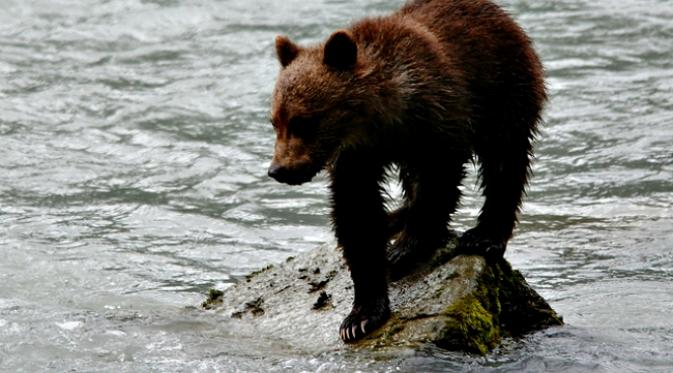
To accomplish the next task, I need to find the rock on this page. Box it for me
[203,238,563,354]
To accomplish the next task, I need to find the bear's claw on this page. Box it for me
[339,297,390,343]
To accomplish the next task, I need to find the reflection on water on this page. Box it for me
[1,0,672,371]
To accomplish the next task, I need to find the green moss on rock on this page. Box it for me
[439,294,500,354]
[434,258,563,355]
[201,288,224,310]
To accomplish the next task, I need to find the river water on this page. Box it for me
[1,0,672,371]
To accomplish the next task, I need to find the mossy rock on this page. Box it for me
[201,288,224,310]
[203,240,562,354]
[360,256,563,354]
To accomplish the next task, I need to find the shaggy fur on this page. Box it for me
[268,0,546,343]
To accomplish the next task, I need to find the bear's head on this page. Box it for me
[268,30,371,185]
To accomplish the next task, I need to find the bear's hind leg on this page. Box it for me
[386,205,408,240]
[459,133,534,260]
[387,161,465,280]
[384,165,416,239]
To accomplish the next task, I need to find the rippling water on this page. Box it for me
[1,0,672,371]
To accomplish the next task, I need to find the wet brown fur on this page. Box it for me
[268,0,546,343]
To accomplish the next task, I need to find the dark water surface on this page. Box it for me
[1,0,672,371]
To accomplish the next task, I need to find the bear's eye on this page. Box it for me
[288,116,316,138]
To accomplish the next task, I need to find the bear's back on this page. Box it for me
[399,0,546,125]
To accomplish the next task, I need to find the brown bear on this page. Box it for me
[268,0,546,343]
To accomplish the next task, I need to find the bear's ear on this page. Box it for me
[275,35,299,68]
[323,30,357,70]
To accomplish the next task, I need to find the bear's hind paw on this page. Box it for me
[457,228,507,262]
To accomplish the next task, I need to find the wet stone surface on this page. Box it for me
[203,239,563,354]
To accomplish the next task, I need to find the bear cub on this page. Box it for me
[268,0,546,343]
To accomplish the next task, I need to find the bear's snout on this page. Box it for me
[267,162,317,185]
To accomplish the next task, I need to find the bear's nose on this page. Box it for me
[267,163,286,182]
[268,163,314,185]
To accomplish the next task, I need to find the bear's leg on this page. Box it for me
[385,205,409,240]
[387,161,465,280]
[330,151,390,343]
[385,166,416,239]
[459,134,533,260]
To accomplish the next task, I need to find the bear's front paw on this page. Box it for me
[457,228,507,261]
[339,296,390,343]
